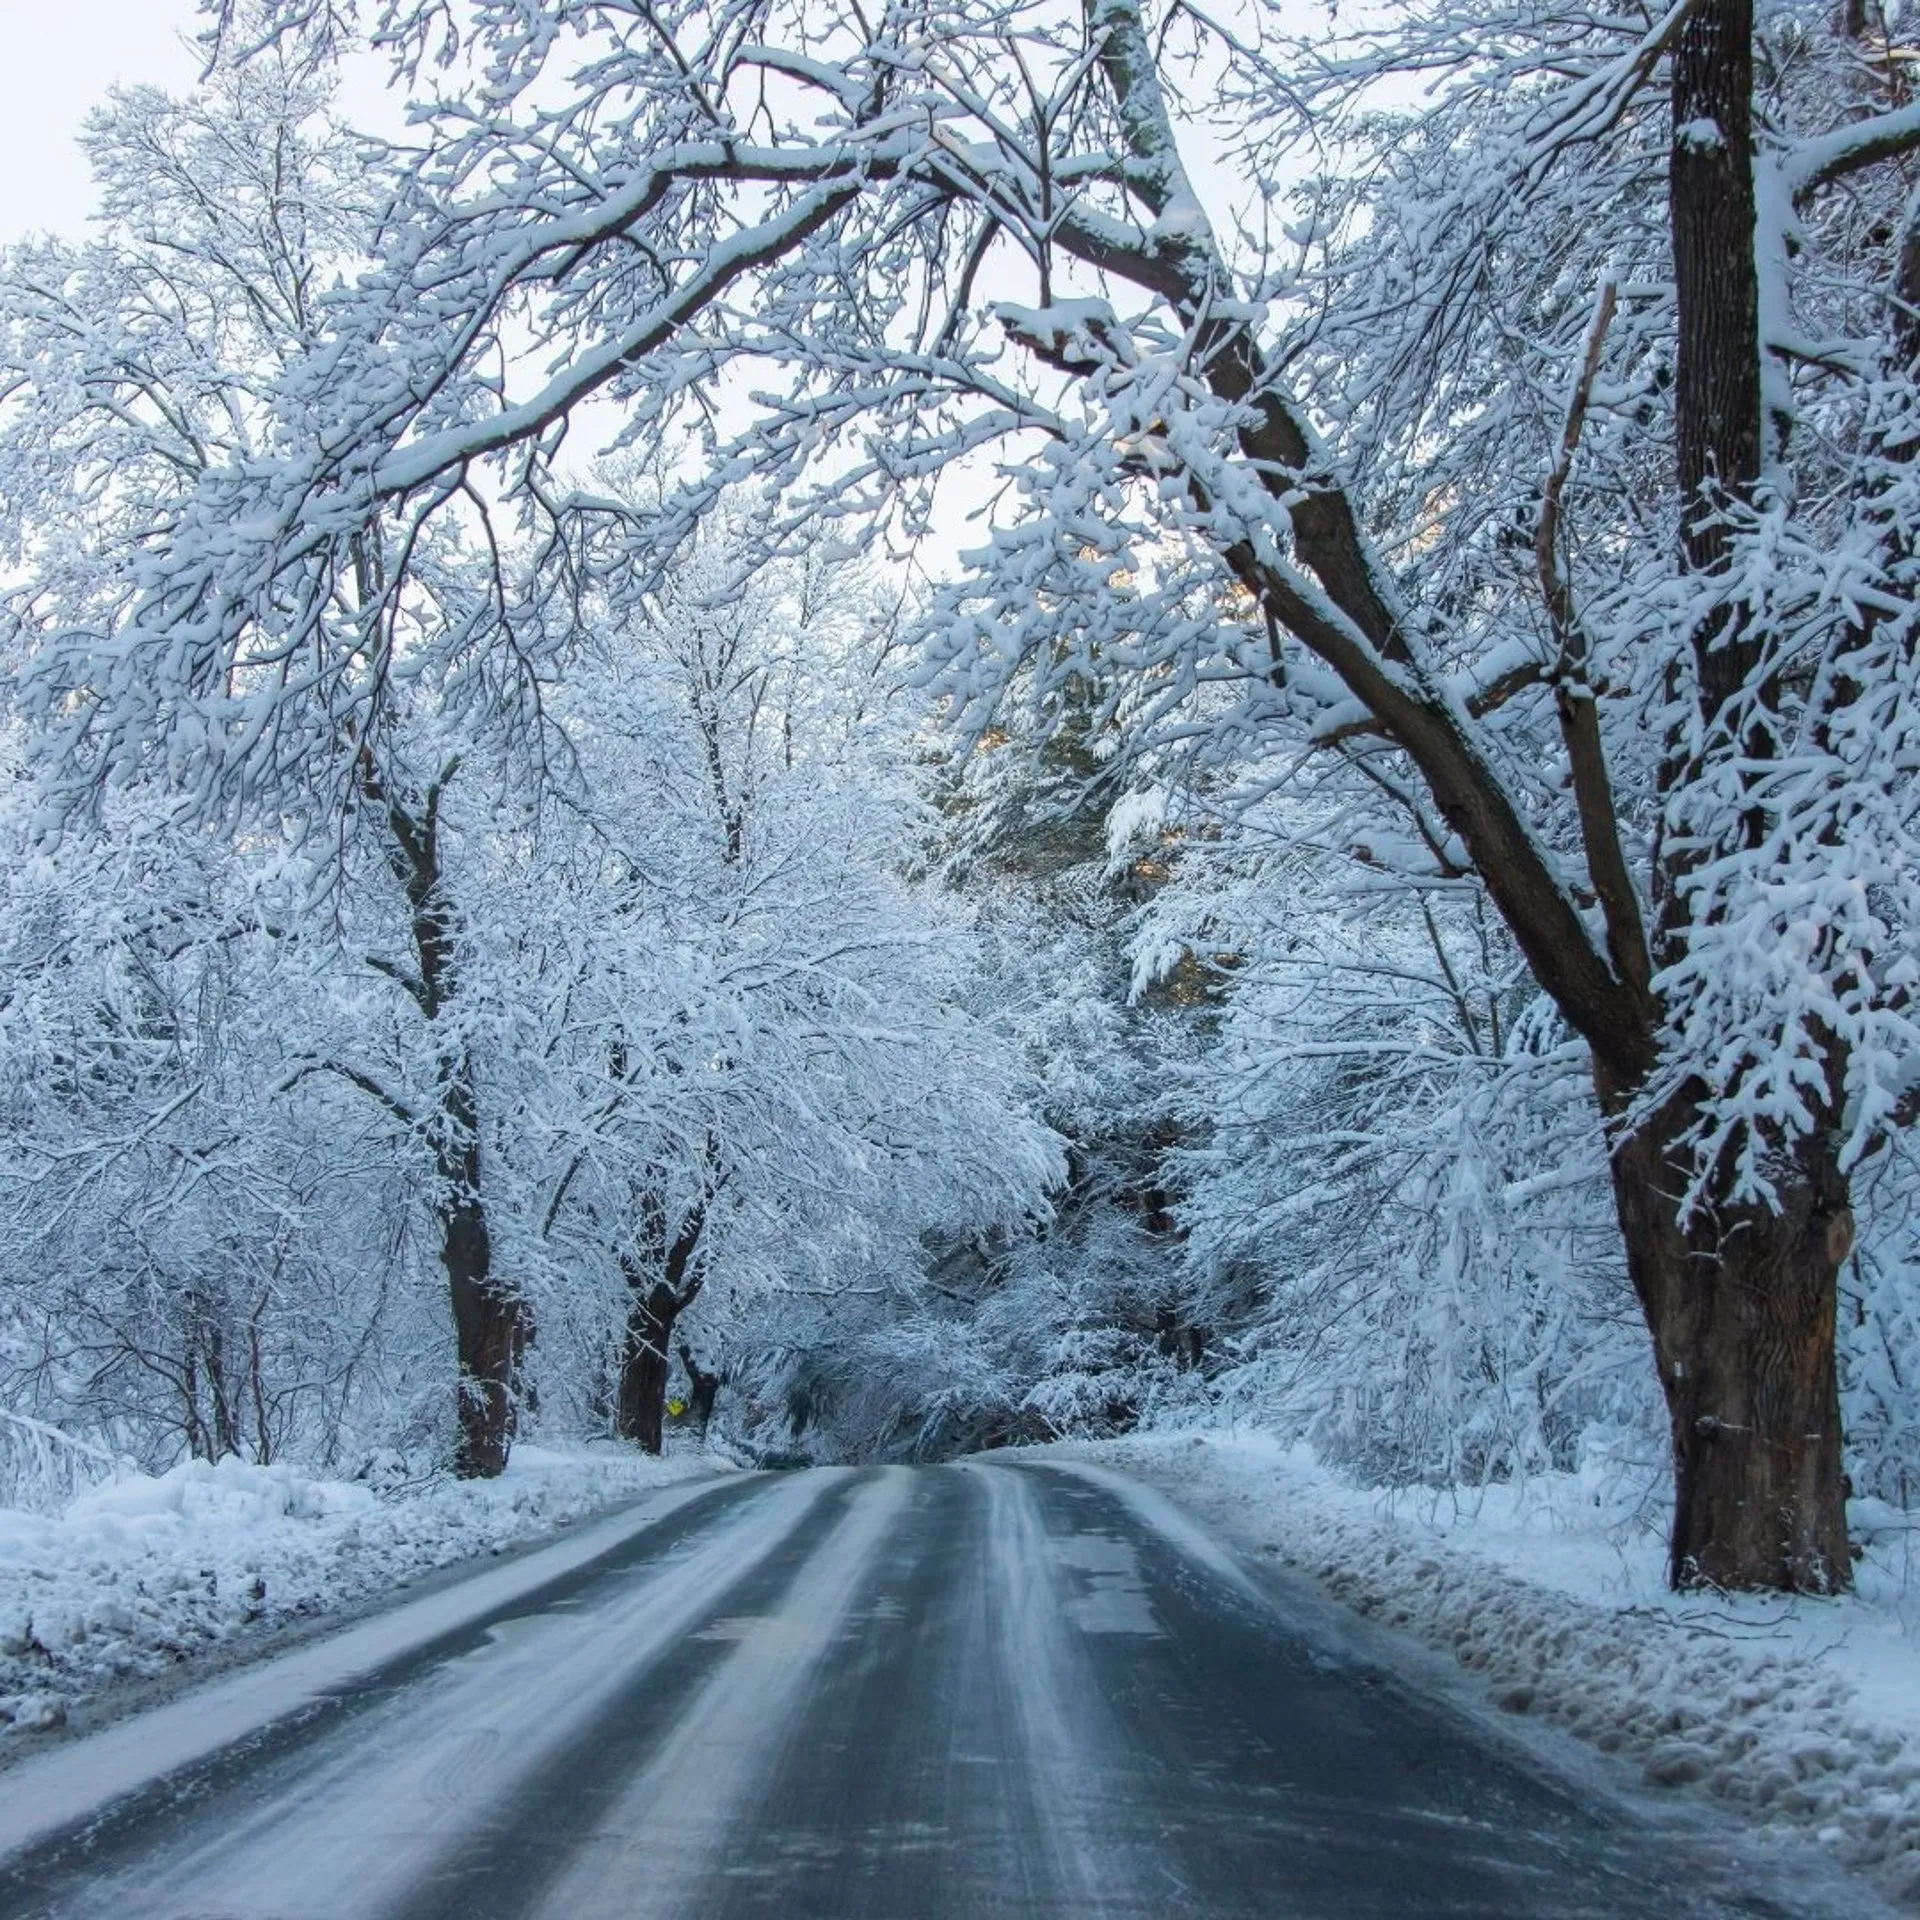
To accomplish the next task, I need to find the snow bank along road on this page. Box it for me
[0,1463,1883,1920]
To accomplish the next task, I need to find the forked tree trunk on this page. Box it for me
[1609,0,1850,1593]
[680,1343,723,1440]
[1600,1074,1853,1591]
[616,1281,679,1456]
[614,1187,710,1455]
[1081,0,1857,1594]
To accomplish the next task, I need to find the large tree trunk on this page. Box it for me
[1600,0,1853,1593]
[446,1194,521,1480]
[614,1185,710,1455]
[679,1343,723,1441]
[1086,0,1856,1593]
[357,749,525,1482]
[1600,1074,1853,1591]
[616,1280,678,1456]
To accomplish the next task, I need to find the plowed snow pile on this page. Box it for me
[1048,1430,1920,1906]
[0,1444,724,1741]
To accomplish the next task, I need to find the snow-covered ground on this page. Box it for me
[0,1442,731,1744]
[11,1425,1919,1907]
[1035,1430,1920,1906]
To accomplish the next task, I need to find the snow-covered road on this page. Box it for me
[0,1464,1884,1918]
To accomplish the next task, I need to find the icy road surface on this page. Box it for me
[0,1463,1882,1919]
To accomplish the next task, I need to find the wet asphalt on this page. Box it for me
[0,1461,1879,1919]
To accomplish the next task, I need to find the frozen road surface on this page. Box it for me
[0,1463,1877,1919]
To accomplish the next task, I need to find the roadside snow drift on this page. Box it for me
[0,1444,725,1741]
[1044,1431,1920,1907]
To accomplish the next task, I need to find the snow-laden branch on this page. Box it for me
[1784,99,1920,199]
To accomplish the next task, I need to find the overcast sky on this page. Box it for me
[0,1,1224,574]
[1,5,209,242]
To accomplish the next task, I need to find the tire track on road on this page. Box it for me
[525,1467,916,1920]
[3,1471,840,1920]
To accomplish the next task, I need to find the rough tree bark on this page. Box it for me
[1636,0,1852,1589]
[360,750,527,1480]
[1075,0,1857,1589]
[679,1342,724,1440]
[614,1188,709,1455]
[616,1277,679,1455]
[1597,1071,1854,1589]
[443,1109,520,1481]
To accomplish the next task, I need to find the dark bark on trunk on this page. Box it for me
[206,1326,238,1462]
[1671,0,1763,590]
[679,1342,723,1440]
[1597,1067,1853,1591]
[190,1302,240,1461]
[614,1184,710,1454]
[182,1350,208,1464]
[1078,0,1857,1592]
[248,1309,271,1465]
[1631,0,1851,1590]
[358,748,525,1481]
[617,1280,678,1456]
[447,1190,523,1479]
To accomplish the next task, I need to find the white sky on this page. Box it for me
[0,3,1258,575]
[0,3,208,242]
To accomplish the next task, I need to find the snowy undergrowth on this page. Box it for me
[1043,1429,1920,1907]
[0,1442,728,1742]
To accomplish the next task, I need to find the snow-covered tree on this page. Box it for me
[0,30,1059,1478]
[523,510,1065,1453]
[0,780,417,1469]
[15,0,1920,1584]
